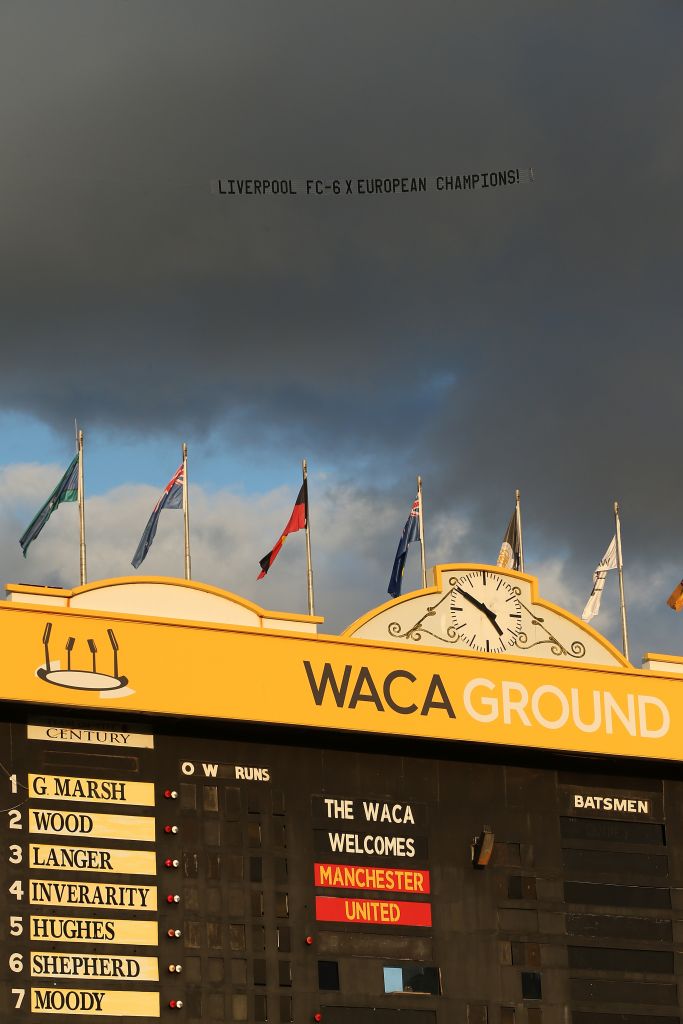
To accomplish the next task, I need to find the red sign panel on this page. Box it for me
[314,862,430,894]
[315,895,432,927]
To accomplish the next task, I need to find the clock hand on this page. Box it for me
[456,587,504,637]
[455,587,489,614]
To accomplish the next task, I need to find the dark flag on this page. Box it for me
[132,464,184,569]
[388,495,421,598]
[258,482,308,579]
[497,509,522,571]
[20,454,79,557]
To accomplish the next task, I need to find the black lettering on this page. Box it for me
[383,670,418,715]
[349,667,384,711]
[421,674,456,718]
[304,661,352,706]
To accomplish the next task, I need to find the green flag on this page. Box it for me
[20,454,79,557]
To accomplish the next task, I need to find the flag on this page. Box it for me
[667,580,683,612]
[131,464,184,569]
[582,536,617,621]
[20,454,79,557]
[257,481,308,579]
[497,509,522,571]
[388,495,421,599]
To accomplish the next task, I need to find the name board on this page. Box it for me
[312,796,426,827]
[180,760,270,781]
[314,862,430,893]
[559,789,663,820]
[314,829,427,859]
[29,774,155,805]
[315,894,432,927]
[29,880,156,910]
[29,809,156,842]
[31,987,160,1015]
[30,916,159,944]
[27,724,154,748]
[29,843,156,874]
[30,953,159,980]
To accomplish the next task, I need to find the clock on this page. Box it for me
[449,569,523,653]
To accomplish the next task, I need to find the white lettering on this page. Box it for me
[464,678,498,722]
[531,685,569,730]
[571,688,602,732]
[604,693,637,736]
[502,681,531,726]
[638,695,670,738]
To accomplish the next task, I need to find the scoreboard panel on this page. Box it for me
[2,704,683,1024]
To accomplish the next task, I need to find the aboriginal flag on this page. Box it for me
[258,481,308,579]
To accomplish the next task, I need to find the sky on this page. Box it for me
[1,1,682,661]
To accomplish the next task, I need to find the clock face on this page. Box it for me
[449,570,523,653]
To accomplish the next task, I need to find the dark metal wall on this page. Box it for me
[2,703,683,1024]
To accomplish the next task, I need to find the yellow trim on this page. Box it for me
[342,563,630,668]
[644,652,683,665]
[6,576,323,625]
[7,584,70,597]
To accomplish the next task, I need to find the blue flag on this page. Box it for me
[20,454,79,557]
[132,464,184,569]
[388,495,421,598]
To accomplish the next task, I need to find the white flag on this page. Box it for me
[582,536,617,621]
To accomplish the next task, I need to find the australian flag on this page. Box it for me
[131,464,184,569]
[388,495,421,598]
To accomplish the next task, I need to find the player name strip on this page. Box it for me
[29,879,156,909]
[30,843,156,874]
[29,773,155,805]
[29,808,156,841]
[30,952,159,980]
[31,987,160,1015]
[30,915,159,944]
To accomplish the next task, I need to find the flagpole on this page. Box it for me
[77,428,87,586]
[614,500,630,662]
[417,475,427,589]
[302,459,315,616]
[182,443,191,581]
[515,488,524,572]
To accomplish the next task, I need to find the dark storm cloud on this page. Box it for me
[1,0,682,654]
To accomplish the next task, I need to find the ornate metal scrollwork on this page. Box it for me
[513,600,585,659]
[388,587,461,645]
[387,580,586,660]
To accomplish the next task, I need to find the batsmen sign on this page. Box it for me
[1,572,683,761]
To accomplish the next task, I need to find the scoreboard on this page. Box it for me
[3,571,683,1023]
[3,703,683,1024]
